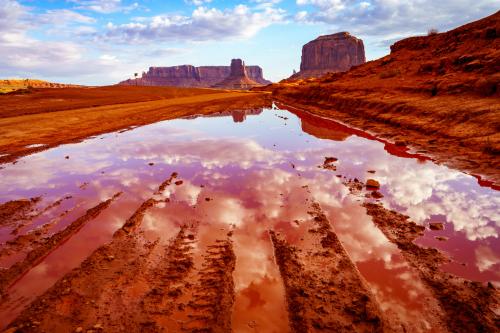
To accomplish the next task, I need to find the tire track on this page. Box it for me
[364,202,500,333]
[0,192,121,293]
[4,174,238,332]
[4,195,167,332]
[183,238,236,333]
[271,202,388,333]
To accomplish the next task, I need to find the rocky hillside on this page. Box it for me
[119,62,271,88]
[290,32,365,79]
[264,11,500,184]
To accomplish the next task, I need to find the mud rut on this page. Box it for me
[1,173,498,332]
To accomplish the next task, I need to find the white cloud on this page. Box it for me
[69,0,139,14]
[101,4,285,43]
[185,0,212,5]
[37,9,96,25]
[296,0,500,38]
[0,0,123,81]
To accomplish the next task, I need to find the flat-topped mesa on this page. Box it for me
[212,59,263,90]
[118,62,271,88]
[292,32,366,79]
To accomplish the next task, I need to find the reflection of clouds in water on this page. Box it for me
[172,182,202,207]
[0,154,111,194]
[293,140,499,242]
[116,138,281,170]
[403,189,499,240]
[475,245,500,274]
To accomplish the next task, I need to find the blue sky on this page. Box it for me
[1,0,498,85]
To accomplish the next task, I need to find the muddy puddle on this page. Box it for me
[0,105,498,332]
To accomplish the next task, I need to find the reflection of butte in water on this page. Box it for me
[183,108,264,123]
[298,110,352,141]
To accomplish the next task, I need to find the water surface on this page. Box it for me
[0,106,498,330]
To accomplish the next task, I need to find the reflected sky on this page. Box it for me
[0,107,498,330]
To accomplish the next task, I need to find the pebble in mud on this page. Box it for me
[429,222,444,231]
[366,179,380,189]
[174,180,183,186]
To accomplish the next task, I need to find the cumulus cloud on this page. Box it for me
[0,0,135,81]
[296,0,500,38]
[101,4,285,43]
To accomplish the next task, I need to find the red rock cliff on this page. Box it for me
[292,32,365,79]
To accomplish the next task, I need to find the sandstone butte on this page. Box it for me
[119,59,271,89]
[212,59,262,90]
[290,32,366,79]
[258,10,500,185]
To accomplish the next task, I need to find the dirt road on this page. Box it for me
[0,86,270,164]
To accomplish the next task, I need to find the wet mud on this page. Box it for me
[271,203,386,332]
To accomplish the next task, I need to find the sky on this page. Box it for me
[1,0,498,85]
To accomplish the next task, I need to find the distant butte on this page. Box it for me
[118,59,271,89]
[212,59,262,90]
[291,32,366,79]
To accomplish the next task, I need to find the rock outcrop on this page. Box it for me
[119,61,271,88]
[212,59,262,90]
[291,32,365,79]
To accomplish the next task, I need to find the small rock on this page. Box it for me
[65,156,70,159]
[205,197,211,202]
[324,157,338,164]
[367,170,376,174]
[435,236,448,241]
[148,162,154,166]
[174,180,183,186]
[429,222,444,231]
[366,179,380,189]
[371,191,384,199]
[107,255,115,261]
[75,328,83,333]
[93,323,103,330]
[187,234,195,240]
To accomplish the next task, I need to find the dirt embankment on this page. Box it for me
[263,11,500,184]
[0,86,271,164]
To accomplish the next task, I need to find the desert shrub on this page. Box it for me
[428,28,439,36]
[379,69,400,79]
